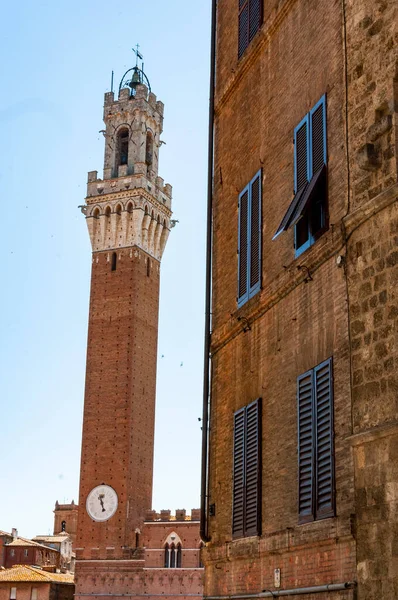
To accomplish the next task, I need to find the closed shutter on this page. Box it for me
[314,358,334,519]
[232,408,246,537]
[294,116,309,193]
[297,370,315,524]
[245,399,261,536]
[249,0,262,42]
[238,188,249,305]
[249,173,261,295]
[238,0,249,59]
[310,96,327,177]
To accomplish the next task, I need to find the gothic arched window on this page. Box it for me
[176,543,182,568]
[117,129,129,166]
[164,543,169,568]
[164,542,182,568]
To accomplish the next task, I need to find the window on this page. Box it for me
[10,550,15,557]
[238,171,262,307]
[61,521,66,532]
[31,589,38,600]
[24,550,29,557]
[238,0,263,59]
[298,358,335,524]
[117,129,129,166]
[146,131,153,173]
[164,543,182,568]
[111,252,117,272]
[273,95,328,256]
[10,588,17,600]
[232,398,261,538]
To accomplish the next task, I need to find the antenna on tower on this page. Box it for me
[111,70,114,94]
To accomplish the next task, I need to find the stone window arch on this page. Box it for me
[116,128,129,167]
[163,532,182,569]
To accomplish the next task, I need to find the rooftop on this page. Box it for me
[6,538,60,552]
[32,535,70,544]
[0,566,73,584]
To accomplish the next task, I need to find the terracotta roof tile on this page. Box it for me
[6,538,60,552]
[0,566,73,584]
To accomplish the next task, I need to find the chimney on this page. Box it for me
[11,529,18,540]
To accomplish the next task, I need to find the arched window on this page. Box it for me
[146,131,153,172]
[147,258,151,278]
[176,543,182,568]
[164,542,182,568]
[117,129,129,166]
[61,521,66,532]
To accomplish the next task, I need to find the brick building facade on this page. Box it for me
[201,0,397,599]
[0,565,74,600]
[74,58,203,600]
[3,539,60,571]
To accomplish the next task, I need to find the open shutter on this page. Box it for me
[314,358,334,519]
[248,0,262,42]
[238,0,249,59]
[294,116,309,193]
[310,95,327,178]
[238,188,249,306]
[297,370,315,524]
[245,399,261,536]
[249,172,261,296]
[232,408,246,537]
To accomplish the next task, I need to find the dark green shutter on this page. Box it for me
[232,408,246,537]
[297,370,315,524]
[249,173,261,294]
[245,399,261,536]
[314,358,334,519]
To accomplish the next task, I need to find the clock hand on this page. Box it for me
[98,494,106,512]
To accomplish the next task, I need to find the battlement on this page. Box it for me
[104,84,164,117]
[145,509,201,522]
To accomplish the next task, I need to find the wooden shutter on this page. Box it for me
[314,358,334,519]
[249,172,261,296]
[245,399,261,536]
[238,188,249,306]
[310,96,327,177]
[249,0,262,42]
[232,408,246,537]
[294,116,309,193]
[238,0,249,59]
[297,370,315,524]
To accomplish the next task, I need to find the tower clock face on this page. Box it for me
[86,485,118,522]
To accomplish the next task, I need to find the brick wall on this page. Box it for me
[143,516,202,568]
[0,583,51,600]
[76,248,160,560]
[205,0,357,596]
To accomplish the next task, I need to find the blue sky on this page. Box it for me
[0,0,210,538]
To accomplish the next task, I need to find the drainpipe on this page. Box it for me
[204,582,357,598]
[200,0,218,544]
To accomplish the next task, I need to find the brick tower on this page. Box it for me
[75,59,172,598]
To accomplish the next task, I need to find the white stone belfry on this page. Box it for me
[82,82,172,261]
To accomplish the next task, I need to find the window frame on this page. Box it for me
[294,95,328,258]
[10,588,17,600]
[237,170,262,307]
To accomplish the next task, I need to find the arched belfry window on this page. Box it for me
[145,131,153,172]
[61,521,66,532]
[163,532,182,569]
[117,128,129,166]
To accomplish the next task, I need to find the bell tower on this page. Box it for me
[75,57,172,598]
